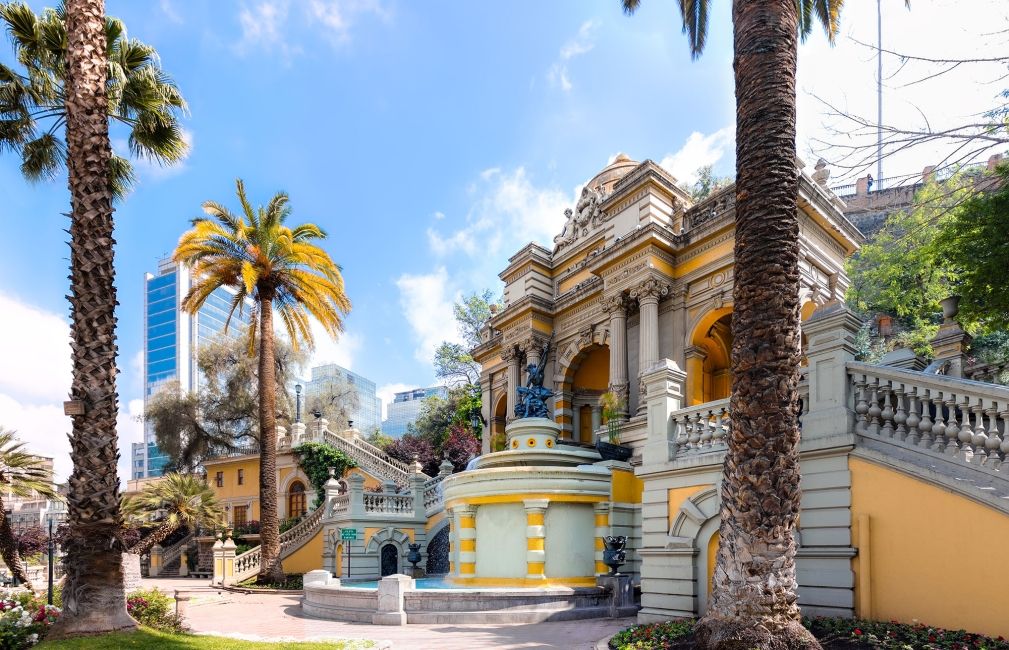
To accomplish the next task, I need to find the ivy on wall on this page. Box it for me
[293,442,357,508]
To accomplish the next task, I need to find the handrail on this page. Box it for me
[321,430,421,487]
[232,503,326,583]
[161,530,194,567]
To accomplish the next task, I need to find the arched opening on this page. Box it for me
[380,543,399,577]
[426,526,450,575]
[562,344,610,443]
[491,393,508,452]
[688,308,733,404]
[288,481,307,519]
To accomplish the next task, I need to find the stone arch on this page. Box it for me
[425,520,450,575]
[688,306,733,404]
[491,392,508,452]
[557,333,611,442]
[280,469,312,519]
[365,527,413,554]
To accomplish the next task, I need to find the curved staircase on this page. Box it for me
[230,503,326,584]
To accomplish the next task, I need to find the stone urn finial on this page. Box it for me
[940,295,961,326]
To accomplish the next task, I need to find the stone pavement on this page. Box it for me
[145,578,632,650]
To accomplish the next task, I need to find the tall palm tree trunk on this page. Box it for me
[48,0,136,638]
[695,1,820,648]
[0,511,33,590]
[257,291,285,583]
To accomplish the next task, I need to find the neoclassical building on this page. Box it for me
[473,154,862,453]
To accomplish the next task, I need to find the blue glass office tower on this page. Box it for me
[133,258,252,479]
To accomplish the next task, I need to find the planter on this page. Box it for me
[595,440,632,462]
[602,536,627,576]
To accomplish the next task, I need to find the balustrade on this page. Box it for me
[363,493,414,515]
[671,399,730,456]
[848,361,1009,471]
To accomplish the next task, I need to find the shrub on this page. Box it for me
[0,589,59,649]
[126,588,186,634]
[279,516,302,534]
[233,520,260,535]
[13,528,47,559]
[609,620,693,649]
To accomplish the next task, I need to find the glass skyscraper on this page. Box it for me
[303,364,382,434]
[382,386,449,438]
[134,257,252,479]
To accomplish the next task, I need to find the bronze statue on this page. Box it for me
[515,340,553,419]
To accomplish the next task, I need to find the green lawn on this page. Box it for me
[38,628,374,650]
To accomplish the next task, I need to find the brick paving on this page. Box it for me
[146,578,632,650]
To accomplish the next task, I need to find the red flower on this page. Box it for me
[930,634,938,642]
[854,629,863,636]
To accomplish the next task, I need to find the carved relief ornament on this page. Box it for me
[630,277,671,303]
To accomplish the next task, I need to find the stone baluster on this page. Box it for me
[985,402,1003,469]
[971,399,989,465]
[698,408,713,448]
[711,406,726,448]
[958,395,976,462]
[893,384,907,441]
[880,383,894,438]
[853,375,869,435]
[688,412,702,450]
[944,394,961,456]
[999,405,1009,468]
[905,387,921,446]
[930,392,946,452]
[675,415,689,450]
[867,378,882,436]
[918,389,934,449]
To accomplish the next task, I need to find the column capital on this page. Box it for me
[522,498,550,513]
[451,503,476,518]
[600,293,628,316]
[501,345,521,363]
[630,277,670,304]
[684,345,708,361]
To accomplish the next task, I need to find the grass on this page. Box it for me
[37,627,374,650]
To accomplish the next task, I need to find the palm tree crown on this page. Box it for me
[0,427,57,504]
[174,179,352,353]
[620,0,843,57]
[0,1,188,198]
[124,473,225,555]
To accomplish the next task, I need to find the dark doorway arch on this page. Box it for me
[380,543,399,576]
[288,480,307,518]
[425,526,450,575]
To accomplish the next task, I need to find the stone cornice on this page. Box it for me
[607,159,692,206]
[585,223,678,277]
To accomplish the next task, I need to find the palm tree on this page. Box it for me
[174,179,351,583]
[123,474,225,556]
[0,1,187,199]
[0,428,58,590]
[47,0,136,638]
[620,1,847,647]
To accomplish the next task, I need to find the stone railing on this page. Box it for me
[321,430,418,488]
[847,361,1009,470]
[161,530,193,568]
[671,398,730,457]
[363,493,414,516]
[423,478,445,513]
[228,503,326,584]
[328,493,350,517]
[966,360,1009,385]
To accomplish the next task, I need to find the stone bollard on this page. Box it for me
[372,574,414,625]
[211,535,224,585]
[221,536,236,586]
[597,574,635,618]
[174,590,191,618]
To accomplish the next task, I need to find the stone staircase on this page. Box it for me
[230,502,326,584]
[320,429,426,489]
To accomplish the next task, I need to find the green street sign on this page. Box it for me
[341,528,358,541]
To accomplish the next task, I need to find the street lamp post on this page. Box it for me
[47,518,54,605]
[295,383,303,423]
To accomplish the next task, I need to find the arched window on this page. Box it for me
[288,481,307,518]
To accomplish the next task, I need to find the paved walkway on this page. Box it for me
[145,578,631,650]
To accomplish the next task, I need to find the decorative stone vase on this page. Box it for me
[407,543,423,578]
[602,536,627,576]
[940,295,961,325]
[596,440,632,463]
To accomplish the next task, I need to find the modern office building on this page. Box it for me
[2,455,61,532]
[302,364,382,434]
[381,386,449,437]
[133,257,252,479]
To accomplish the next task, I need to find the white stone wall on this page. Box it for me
[543,503,594,578]
[475,503,526,578]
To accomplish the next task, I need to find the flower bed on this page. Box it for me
[0,588,60,648]
[127,589,186,634]
[609,618,1009,650]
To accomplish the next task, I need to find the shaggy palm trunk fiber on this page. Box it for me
[48,0,136,638]
[257,291,285,584]
[693,1,821,648]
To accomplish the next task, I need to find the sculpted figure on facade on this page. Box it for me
[553,186,607,253]
[515,339,553,419]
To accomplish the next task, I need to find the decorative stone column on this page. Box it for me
[348,472,365,518]
[149,544,163,577]
[453,504,477,579]
[602,294,629,416]
[410,459,427,521]
[684,345,708,405]
[593,502,611,576]
[591,405,602,436]
[504,348,521,422]
[570,397,581,440]
[211,534,224,585]
[221,535,236,586]
[524,499,549,580]
[480,376,493,455]
[631,278,669,415]
[802,303,862,439]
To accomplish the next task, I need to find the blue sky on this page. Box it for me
[1,0,1004,480]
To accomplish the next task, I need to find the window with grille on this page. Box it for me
[215,472,223,488]
[233,505,248,528]
[289,481,307,518]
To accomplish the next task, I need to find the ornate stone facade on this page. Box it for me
[472,154,863,454]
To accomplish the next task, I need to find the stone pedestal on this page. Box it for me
[505,417,560,451]
[598,574,637,618]
[122,553,142,593]
[372,574,413,625]
[304,569,335,587]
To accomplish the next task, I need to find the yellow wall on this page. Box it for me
[611,467,643,504]
[666,484,712,530]
[850,458,1009,638]
[206,457,262,521]
[346,467,382,491]
[572,346,609,391]
[425,511,446,533]
[282,528,325,574]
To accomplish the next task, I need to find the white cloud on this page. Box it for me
[547,20,598,93]
[0,293,142,484]
[159,0,183,24]
[395,267,461,365]
[376,383,414,421]
[433,211,445,221]
[659,126,735,186]
[235,1,301,58]
[306,318,362,371]
[235,0,387,57]
[309,0,390,44]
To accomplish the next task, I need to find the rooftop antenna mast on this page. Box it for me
[877,0,883,185]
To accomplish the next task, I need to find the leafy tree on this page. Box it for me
[364,429,393,450]
[687,165,732,201]
[14,525,48,559]
[934,165,1009,330]
[385,435,438,477]
[621,0,850,646]
[122,473,225,556]
[0,429,57,589]
[0,1,188,199]
[174,179,351,584]
[145,332,305,472]
[292,442,357,509]
[440,425,480,473]
[433,290,500,387]
[304,371,360,431]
